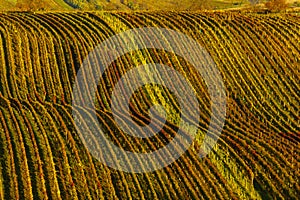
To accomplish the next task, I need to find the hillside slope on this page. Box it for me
[0,11,299,199]
[1,0,71,11]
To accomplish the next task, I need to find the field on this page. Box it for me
[0,11,299,199]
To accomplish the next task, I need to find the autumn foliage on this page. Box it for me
[265,0,288,11]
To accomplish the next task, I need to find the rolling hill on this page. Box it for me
[0,10,299,199]
[1,0,299,11]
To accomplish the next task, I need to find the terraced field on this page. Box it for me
[0,11,299,199]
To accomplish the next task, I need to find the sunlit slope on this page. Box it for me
[0,11,299,199]
[0,0,269,11]
[1,0,71,11]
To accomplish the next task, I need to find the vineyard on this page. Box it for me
[0,11,299,199]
